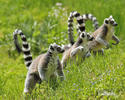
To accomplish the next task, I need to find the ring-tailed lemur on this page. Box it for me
[88,15,120,53]
[61,32,94,68]
[67,11,99,45]
[24,43,65,94]
[13,29,65,94]
[67,12,119,55]
[13,29,32,69]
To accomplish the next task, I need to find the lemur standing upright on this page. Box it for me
[67,11,119,54]
[13,29,65,94]
[61,32,94,68]
[88,15,120,53]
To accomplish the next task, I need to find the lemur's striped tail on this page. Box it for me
[13,29,32,69]
[67,11,99,45]
[68,11,85,45]
[82,13,99,30]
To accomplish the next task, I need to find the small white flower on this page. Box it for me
[56,3,62,6]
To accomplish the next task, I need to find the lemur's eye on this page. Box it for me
[87,34,90,38]
[110,20,114,24]
[57,47,61,51]
[105,20,109,24]
[89,37,94,41]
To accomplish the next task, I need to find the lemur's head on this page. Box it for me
[49,43,65,54]
[104,15,118,27]
[79,32,94,43]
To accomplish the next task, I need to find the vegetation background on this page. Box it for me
[0,0,125,99]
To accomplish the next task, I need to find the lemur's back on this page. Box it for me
[92,25,104,38]
[28,54,45,73]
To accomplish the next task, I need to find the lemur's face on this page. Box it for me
[80,32,94,43]
[49,43,65,53]
[104,15,118,26]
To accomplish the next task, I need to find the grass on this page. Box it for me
[0,0,125,99]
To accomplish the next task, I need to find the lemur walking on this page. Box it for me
[61,32,94,68]
[88,15,120,53]
[67,11,99,46]
[13,29,65,94]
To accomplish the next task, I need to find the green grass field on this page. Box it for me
[0,0,125,99]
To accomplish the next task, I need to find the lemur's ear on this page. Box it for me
[53,43,56,45]
[104,18,109,24]
[50,44,54,51]
[89,37,94,41]
[109,15,113,19]
[87,33,90,38]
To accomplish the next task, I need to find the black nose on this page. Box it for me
[113,23,118,26]
[115,23,118,26]
[61,49,65,53]
[81,33,85,38]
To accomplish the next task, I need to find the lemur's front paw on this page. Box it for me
[112,41,119,45]
[79,46,84,51]
[105,44,110,49]
[86,52,91,57]
[70,51,76,57]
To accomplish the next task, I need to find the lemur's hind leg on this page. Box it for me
[98,49,104,55]
[24,73,37,94]
[92,49,104,56]
[57,59,65,81]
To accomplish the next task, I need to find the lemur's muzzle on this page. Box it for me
[113,22,118,26]
[60,49,65,53]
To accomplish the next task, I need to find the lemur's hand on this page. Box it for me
[105,44,110,49]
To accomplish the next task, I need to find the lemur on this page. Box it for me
[67,12,119,54]
[61,11,99,60]
[61,32,94,68]
[88,15,120,53]
[13,29,65,94]
[67,11,99,46]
